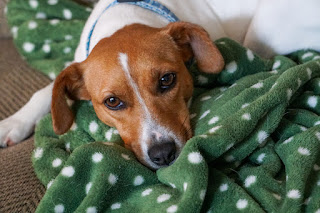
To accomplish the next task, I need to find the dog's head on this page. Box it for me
[51,22,224,169]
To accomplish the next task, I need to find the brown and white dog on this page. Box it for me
[1,0,320,169]
[52,22,224,169]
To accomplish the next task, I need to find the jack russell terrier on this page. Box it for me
[1,0,320,169]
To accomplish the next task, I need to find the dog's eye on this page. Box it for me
[159,73,176,92]
[104,97,125,110]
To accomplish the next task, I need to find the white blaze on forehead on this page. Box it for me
[118,53,183,168]
[118,53,151,117]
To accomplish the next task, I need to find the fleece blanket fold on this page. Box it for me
[5,0,91,79]
[33,39,320,213]
[5,0,320,213]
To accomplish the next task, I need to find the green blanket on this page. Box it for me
[33,40,320,213]
[6,0,320,213]
[5,0,91,79]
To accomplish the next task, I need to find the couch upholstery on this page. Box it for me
[0,1,51,211]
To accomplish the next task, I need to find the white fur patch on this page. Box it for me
[118,53,183,168]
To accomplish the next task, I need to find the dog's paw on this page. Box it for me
[0,116,35,147]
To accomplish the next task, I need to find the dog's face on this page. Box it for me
[51,22,224,170]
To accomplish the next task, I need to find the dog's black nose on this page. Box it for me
[148,142,176,166]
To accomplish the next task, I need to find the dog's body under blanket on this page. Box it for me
[5,0,320,213]
[32,38,320,213]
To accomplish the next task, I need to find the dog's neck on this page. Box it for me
[74,0,231,63]
[75,1,170,62]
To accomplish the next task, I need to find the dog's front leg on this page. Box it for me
[0,82,53,147]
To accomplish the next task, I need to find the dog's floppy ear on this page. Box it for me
[163,22,224,73]
[51,63,90,135]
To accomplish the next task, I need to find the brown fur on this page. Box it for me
[51,22,224,167]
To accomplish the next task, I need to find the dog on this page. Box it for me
[1,0,320,169]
